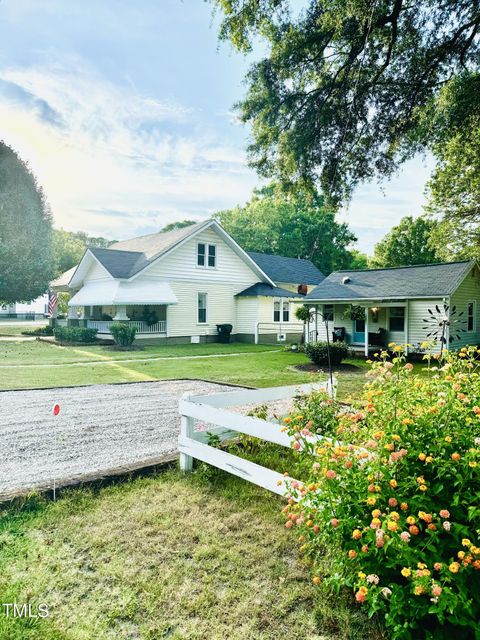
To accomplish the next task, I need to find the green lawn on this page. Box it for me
[0,340,370,398]
[0,470,381,640]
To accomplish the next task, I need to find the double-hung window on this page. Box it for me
[389,307,405,332]
[323,304,334,322]
[273,300,281,322]
[282,301,290,322]
[197,243,216,268]
[197,293,207,324]
[467,301,476,332]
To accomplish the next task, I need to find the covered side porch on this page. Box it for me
[67,280,177,339]
[306,301,409,355]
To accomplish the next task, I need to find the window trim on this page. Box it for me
[389,306,405,333]
[282,300,290,322]
[197,292,208,325]
[467,300,476,333]
[196,242,217,269]
[323,304,334,322]
[273,299,281,323]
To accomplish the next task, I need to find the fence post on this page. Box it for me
[179,398,194,471]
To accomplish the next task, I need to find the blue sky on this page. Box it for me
[0,0,433,253]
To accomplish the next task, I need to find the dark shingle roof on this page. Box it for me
[89,247,149,279]
[247,251,324,285]
[236,283,304,298]
[306,261,475,301]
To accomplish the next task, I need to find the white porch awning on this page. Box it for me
[68,281,178,306]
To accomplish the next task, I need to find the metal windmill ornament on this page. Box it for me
[423,303,466,356]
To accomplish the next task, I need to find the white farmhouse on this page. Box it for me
[53,220,324,344]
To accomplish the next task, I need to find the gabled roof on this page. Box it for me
[247,251,324,285]
[109,220,208,259]
[236,283,305,298]
[306,261,476,301]
[89,247,148,279]
[66,220,275,289]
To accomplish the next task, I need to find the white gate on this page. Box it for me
[178,380,336,496]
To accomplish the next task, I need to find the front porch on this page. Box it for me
[307,301,409,355]
[67,304,168,339]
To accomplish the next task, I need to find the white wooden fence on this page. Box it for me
[178,379,336,497]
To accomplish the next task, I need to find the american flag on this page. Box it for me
[48,291,58,315]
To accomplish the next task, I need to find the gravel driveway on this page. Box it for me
[0,380,241,500]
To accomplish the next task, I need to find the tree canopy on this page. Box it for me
[53,229,113,276]
[212,0,480,205]
[371,216,440,268]
[0,142,55,303]
[214,184,357,274]
[161,220,197,232]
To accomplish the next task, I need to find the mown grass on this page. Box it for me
[0,470,383,640]
[0,340,370,399]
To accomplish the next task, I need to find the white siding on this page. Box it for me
[408,299,445,352]
[164,281,238,337]
[138,228,260,286]
[450,266,480,348]
[84,260,111,282]
[257,297,304,335]
[236,297,259,334]
[311,304,352,341]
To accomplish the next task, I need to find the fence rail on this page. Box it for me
[178,380,336,497]
[86,320,166,334]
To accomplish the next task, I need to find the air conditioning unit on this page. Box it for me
[277,333,286,342]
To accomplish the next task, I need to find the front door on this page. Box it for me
[353,318,365,343]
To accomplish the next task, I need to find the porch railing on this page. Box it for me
[86,320,166,334]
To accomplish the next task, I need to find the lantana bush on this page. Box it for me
[282,345,480,639]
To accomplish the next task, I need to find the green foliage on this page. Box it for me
[304,341,350,366]
[53,325,98,344]
[348,250,370,270]
[57,292,71,315]
[292,390,341,438]
[295,304,313,323]
[215,183,356,274]
[0,142,55,303]
[110,322,137,346]
[372,216,440,268]
[424,73,480,260]
[21,325,53,336]
[212,1,480,204]
[53,228,113,275]
[283,347,480,639]
[161,219,197,232]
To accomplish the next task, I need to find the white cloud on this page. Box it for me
[0,60,257,239]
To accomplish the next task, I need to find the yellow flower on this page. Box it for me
[414,585,425,596]
[425,456,433,464]
[449,562,460,573]
[352,529,362,540]
[445,436,452,443]
[401,567,411,578]
[389,479,398,488]
[406,516,416,525]
[366,496,376,506]
[469,461,478,468]
[387,521,399,532]
[458,551,466,560]
[462,539,472,547]
[358,571,366,580]
[418,453,426,461]
[419,484,428,492]
[392,434,401,442]
[371,509,381,518]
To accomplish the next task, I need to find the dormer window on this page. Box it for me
[197,242,216,268]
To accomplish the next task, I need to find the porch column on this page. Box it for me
[67,306,77,320]
[364,306,369,357]
[315,305,318,340]
[405,301,409,354]
[113,305,129,321]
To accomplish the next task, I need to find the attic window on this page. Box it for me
[342,276,351,284]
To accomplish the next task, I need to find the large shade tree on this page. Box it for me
[212,0,480,206]
[371,216,440,267]
[214,184,357,274]
[0,143,55,303]
[53,229,114,276]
